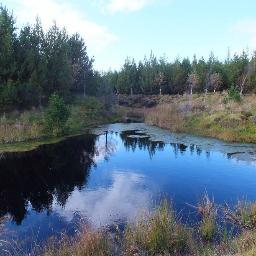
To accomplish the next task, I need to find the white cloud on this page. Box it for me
[106,0,154,14]
[96,0,172,14]
[95,0,169,14]
[8,0,118,55]
[53,171,151,227]
[232,19,256,49]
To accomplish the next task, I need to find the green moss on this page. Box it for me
[0,137,65,153]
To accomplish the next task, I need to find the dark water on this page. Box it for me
[1,123,256,251]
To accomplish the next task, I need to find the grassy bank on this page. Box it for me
[119,93,256,143]
[0,97,122,152]
[10,195,256,256]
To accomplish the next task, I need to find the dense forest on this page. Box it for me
[0,6,101,111]
[104,51,256,96]
[2,4,256,113]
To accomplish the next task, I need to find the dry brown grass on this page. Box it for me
[0,111,43,143]
[122,93,256,143]
[42,229,112,256]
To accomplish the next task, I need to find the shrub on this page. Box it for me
[224,86,241,103]
[44,93,70,136]
[75,96,103,111]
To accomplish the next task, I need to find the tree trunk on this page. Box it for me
[240,73,248,96]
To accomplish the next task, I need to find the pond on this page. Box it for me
[1,123,256,252]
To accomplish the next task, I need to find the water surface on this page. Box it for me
[1,123,256,251]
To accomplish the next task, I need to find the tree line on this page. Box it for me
[104,51,256,96]
[0,6,101,111]
[2,4,256,114]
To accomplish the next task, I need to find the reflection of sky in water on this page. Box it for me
[2,123,256,251]
[94,123,256,164]
[55,128,256,226]
[53,171,151,227]
[93,133,119,163]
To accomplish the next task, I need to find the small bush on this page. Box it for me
[224,86,241,103]
[75,96,103,111]
[44,93,70,136]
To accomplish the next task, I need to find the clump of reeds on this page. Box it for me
[224,200,256,230]
[194,193,217,242]
[42,229,113,256]
[123,200,194,255]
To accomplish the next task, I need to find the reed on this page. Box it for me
[42,230,112,256]
[124,200,193,255]
[33,197,256,256]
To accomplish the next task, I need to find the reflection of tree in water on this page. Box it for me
[94,131,118,162]
[120,130,165,158]
[170,143,188,157]
[0,135,96,225]
[120,131,212,160]
[170,143,210,158]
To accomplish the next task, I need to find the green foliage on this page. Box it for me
[1,3,256,116]
[44,93,70,136]
[0,80,18,109]
[200,218,216,242]
[78,96,104,111]
[224,85,241,103]
[104,50,256,96]
[0,6,95,111]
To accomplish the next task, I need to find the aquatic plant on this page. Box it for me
[224,200,256,230]
[124,200,194,255]
[42,230,112,256]
[193,193,217,242]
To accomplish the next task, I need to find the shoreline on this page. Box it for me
[118,93,256,144]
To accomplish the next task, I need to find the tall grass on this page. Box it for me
[43,230,112,256]
[124,200,193,255]
[0,96,121,146]
[136,93,256,143]
[0,111,43,143]
[24,197,256,256]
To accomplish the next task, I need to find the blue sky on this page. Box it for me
[3,0,256,70]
